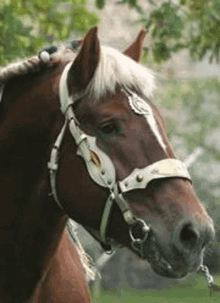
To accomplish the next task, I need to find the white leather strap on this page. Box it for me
[0,85,4,101]
[119,159,191,193]
[100,193,114,243]
[47,119,68,209]
[100,185,136,243]
[59,63,87,114]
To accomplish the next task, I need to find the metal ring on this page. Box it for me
[129,218,150,244]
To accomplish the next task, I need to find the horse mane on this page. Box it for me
[0,45,77,85]
[0,42,156,104]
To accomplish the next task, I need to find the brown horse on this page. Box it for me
[27,221,93,303]
[0,27,215,302]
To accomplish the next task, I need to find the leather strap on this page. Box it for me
[48,119,68,209]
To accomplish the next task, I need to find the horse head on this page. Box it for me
[51,27,215,278]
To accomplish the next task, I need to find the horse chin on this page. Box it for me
[150,260,188,279]
[141,235,202,279]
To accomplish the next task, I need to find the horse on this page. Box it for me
[27,220,94,303]
[0,27,215,302]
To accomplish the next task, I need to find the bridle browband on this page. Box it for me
[48,62,192,256]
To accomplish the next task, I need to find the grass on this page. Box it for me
[92,275,220,303]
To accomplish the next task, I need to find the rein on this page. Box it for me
[48,62,191,256]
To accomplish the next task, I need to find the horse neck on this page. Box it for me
[0,67,62,213]
[0,69,66,302]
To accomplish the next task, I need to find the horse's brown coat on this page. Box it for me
[28,228,91,303]
[0,28,214,302]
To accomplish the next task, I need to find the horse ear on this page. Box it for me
[67,27,100,94]
[124,28,146,62]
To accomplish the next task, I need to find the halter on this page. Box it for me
[48,62,191,256]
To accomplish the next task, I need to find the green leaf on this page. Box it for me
[72,7,99,33]
[96,0,105,9]
[33,0,54,11]
[128,0,137,7]
[153,42,171,62]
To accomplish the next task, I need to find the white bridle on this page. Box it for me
[48,63,191,254]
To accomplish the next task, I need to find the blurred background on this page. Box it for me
[1,0,220,301]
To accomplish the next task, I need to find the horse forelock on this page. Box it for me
[0,45,76,85]
[82,45,156,103]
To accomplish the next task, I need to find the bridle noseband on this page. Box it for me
[48,62,192,256]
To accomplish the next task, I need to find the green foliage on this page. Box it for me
[96,0,220,64]
[0,0,99,66]
[145,2,185,63]
[96,0,105,10]
[142,0,220,63]
[116,0,143,13]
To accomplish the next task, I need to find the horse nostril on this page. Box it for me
[179,223,199,249]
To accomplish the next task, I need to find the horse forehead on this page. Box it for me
[85,95,134,120]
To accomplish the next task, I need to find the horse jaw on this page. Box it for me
[124,28,146,62]
[67,27,100,94]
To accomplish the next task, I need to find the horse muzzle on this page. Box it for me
[139,216,215,278]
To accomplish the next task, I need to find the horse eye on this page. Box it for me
[99,123,118,135]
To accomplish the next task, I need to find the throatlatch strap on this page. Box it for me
[100,193,114,243]
[0,85,4,102]
[48,119,68,209]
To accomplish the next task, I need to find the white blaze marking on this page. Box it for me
[127,91,167,152]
